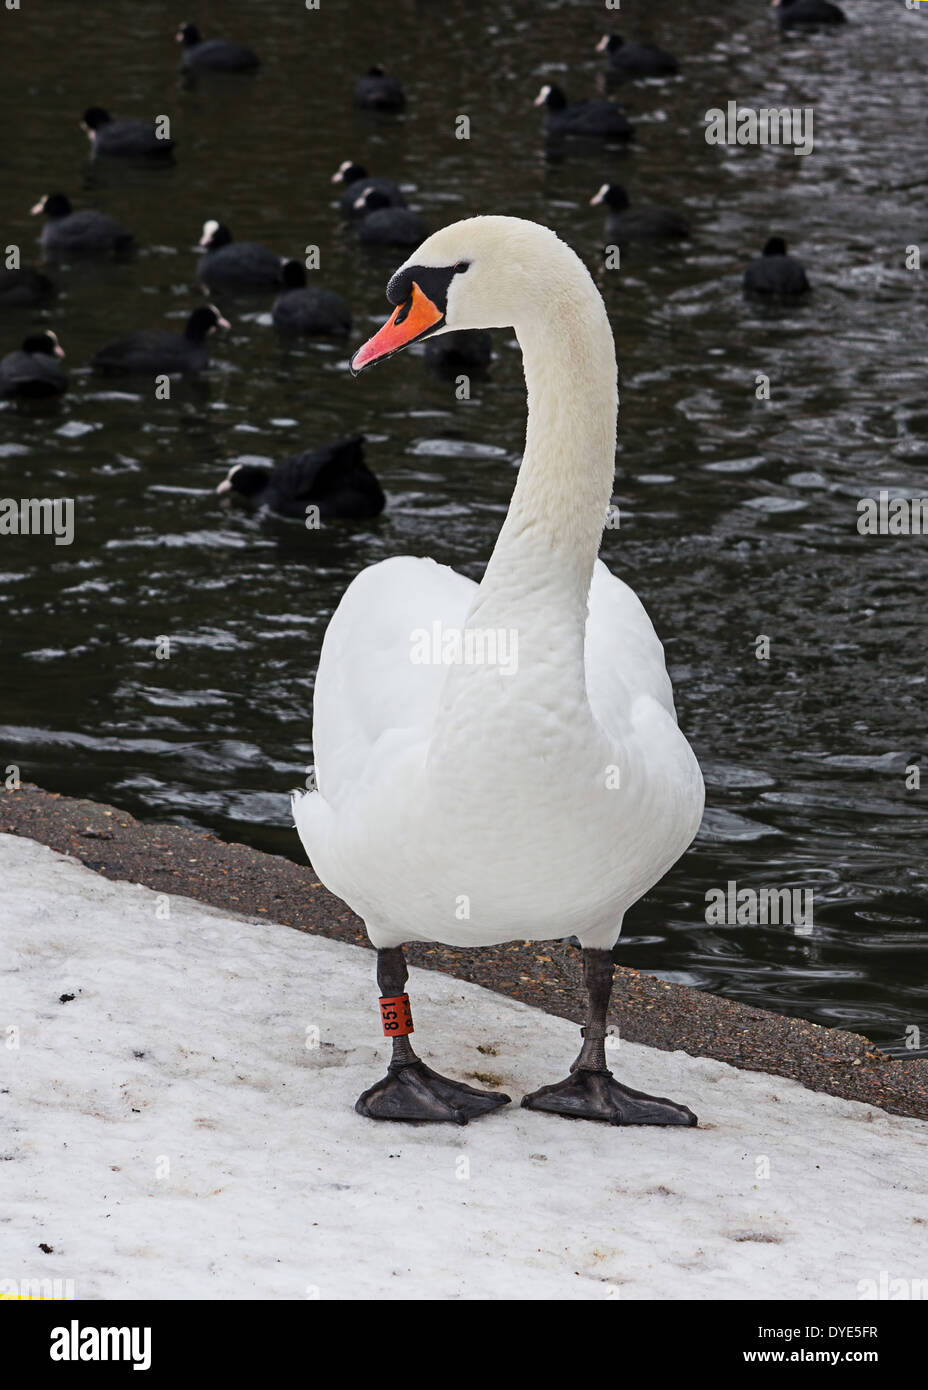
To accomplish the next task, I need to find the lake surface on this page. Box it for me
[1,0,926,1054]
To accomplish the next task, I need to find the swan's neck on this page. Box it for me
[471,276,617,628]
[428,250,618,777]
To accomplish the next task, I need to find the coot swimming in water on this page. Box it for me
[355,190,427,247]
[332,161,405,217]
[217,436,385,520]
[91,305,229,375]
[31,193,134,255]
[81,106,175,159]
[534,84,634,141]
[774,0,846,27]
[353,66,405,112]
[595,35,678,77]
[272,262,352,337]
[0,267,55,308]
[176,22,260,71]
[0,331,67,398]
[743,237,810,296]
[197,220,284,290]
[590,184,689,242]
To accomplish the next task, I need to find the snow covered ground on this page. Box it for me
[2,831,926,1301]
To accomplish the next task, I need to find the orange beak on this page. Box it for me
[350,282,444,375]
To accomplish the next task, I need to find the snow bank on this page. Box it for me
[2,833,926,1300]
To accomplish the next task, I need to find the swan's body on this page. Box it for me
[298,554,700,951]
[293,216,703,1127]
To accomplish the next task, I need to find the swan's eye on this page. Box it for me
[453,261,470,274]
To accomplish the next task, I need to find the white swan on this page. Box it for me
[293,216,704,1126]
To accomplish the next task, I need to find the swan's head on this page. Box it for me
[350,215,577,375]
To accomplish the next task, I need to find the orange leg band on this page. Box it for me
[379,994,414,1037]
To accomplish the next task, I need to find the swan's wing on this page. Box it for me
[310,555,478,803]
[585,558,677,739]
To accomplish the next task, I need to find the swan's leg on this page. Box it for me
[355,946,511,1124]
[521,948,697,1126]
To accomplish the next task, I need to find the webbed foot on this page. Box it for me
[521,1068,697,1127]
[357,1060,511,1125]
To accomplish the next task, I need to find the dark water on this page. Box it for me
[1,0,926,1054]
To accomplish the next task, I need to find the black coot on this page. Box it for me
[332,161,405,217]
[534,84,634,141]
[217,437,385,520]
[424,330,493,376]
[775,0,846,27]
[743,237,810,296]
[596,35,678,77]
[590,184,689,241]
[31,193,134,255]
[81,107,175,159]
[197,221,283,290]
[272,262,352,337]
[353,66,405,111]
[176,22,260,71]
[91,305,229,375]
[355,189,427,247]
[0,331,67,398]
[0,267,55,308]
